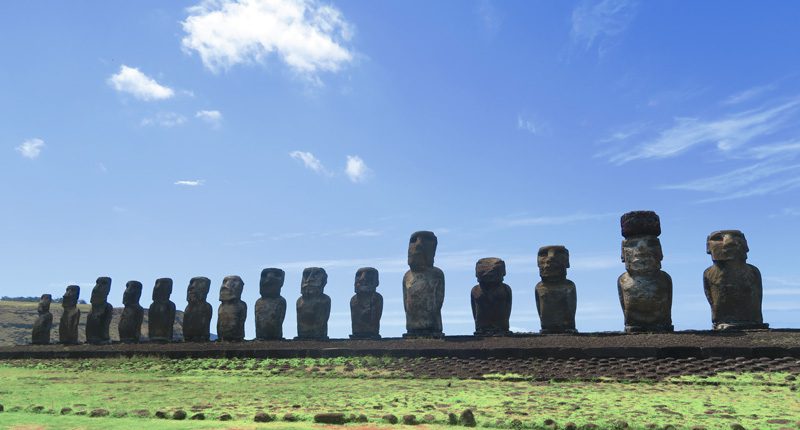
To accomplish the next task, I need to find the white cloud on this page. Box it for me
[722,84,777,106]
[107,65,174,101]
[344,155,370,183]
[517,115,539,134]
[174,179,205,186]
[290,150,331,176]
[15,138,45,159]
[496,212,616,228]
[141,112,187,127]
[571,0,638,56]
[181,0,355,80]
[196,110,223,127]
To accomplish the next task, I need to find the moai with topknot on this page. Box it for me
[535,246,577,334]
[296,267,331,340]
[31,294,53,345]
[470,258,512,336]
[255,268,287,340]
[403,231,445,338]
[618,211,673,333]
[86,277,113,345]
[350,267,383,339]
[183,277,212,342]
[148,278,176,342]
[59,285,81,344]
[217,275,247,341]
[118,281,144,343]
[704,230,768,331]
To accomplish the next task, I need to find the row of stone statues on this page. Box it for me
[31,211,768,345]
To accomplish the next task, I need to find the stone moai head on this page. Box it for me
[62,285,80,308]
[476,258,506,286]
[90,277,112,305]
[301,267,327,297]
[187,277,211,304]
[219,275,244,302]
[354,267,379,294]
[620,211,663,275]
[408,231,438,270]
[152,278,173,302]
[38,294,52,314]
[259,268,285,298]
[123,281,143,306]
[538,246,570,280]
[707,230,749,262]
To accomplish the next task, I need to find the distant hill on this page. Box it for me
[0,300,184,346]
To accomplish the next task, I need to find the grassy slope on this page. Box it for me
[0,300,184,345]
[0,358,797,430]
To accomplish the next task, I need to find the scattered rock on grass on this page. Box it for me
[173,410,187,420]
[155,411,168,419]
[582,424,598,429]
[564,422,577,430]
[315,412,346,424]
[663,425,677,430]
[448,413,458,425]
[132,409,149,418]
[89,409,109,418]
[254,412,273,422]
[283,413,298,422]
[74,410,86,416]
[691,426,707,430]
[729,425,745,430]
[219,413,233,421]
[403,414,417,425]
[423,414,435,423]
[460,409,477,427]
[356,414,368,423]
[190,413,205,420]
[29,405,45,413]
[383,414,399,424]
[0,404,3,412]
[60,407,72,415]
[112,411,128,418]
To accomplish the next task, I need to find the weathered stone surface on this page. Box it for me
[173,410,187,420]
[350,267,383,339]
[119,281,144,343]
[31,294,53,345]
[315,413,346,424]
[403,231,445,338]
[383,414,398,424]
[86,277,113,345]
[618,211,673,333]
[535,246,577,334]
[183,277,212,342]
[255,268,286,340]
[217,275,246,341]
[460,409,477,427]
[704,230,768,331]
[59,285,81,344]
[403,414,417,425]
[296,267,331,340]
[470,258,512,336]
[148,278,176,342]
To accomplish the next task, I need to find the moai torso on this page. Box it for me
[217,275,247,341]
[183,277,212,342]
[403,231,445,337]
[296,267,331,340]
[535,246,577,333]
[350,267,383,339]
[470,258,512,336]
[119,281,144,343]
[59,285,81,344]
[86,277,113,344]
[255,268,287,340]
[31,294,53,345]
[148,278,176,342]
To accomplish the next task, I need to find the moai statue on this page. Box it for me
[183,277,212,342]
[217,275,247,341]
[402,231,445,338]
[59,285,81,345]
[618,211,673,333]
[535,246,577,334]
[470,258,512,336]
[85,277,113,344]
[118,281,144,343]
[31,294,53,345]
[296,267,331,340]
[350,267,383,339]
[255,268,287,340]
[148,278,176,342]
[704,230,768,331]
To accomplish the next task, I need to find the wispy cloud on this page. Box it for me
[107,65,174,101]
[517,115,542,135]
[722,83,777,106]
[475,0,501,38]
[15,138,45,159]
[769,207,800,218]
[289,150,332,176]
[195,110,222,128]
[345,155,370,183]
[181,0,355,82]
[571,0,638,56]
[495,212,616,228]
[141,112,187,127]
[174,179,205,186]
[661,162,800,193]
[346,229,382,237]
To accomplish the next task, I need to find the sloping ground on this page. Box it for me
[0,300,184,345]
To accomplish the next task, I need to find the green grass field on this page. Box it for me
[0,357,797,430]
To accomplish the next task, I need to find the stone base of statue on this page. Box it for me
[625,324,674,333]
[713,322,769,331]
[403,330,444,339]
[474,329,511,337]
[184,336,210,342]
[87,339,111,345]
[350,333,381,340]
[256,336,284,341]
[295,335,329,341]
[118,338,140,344]
[148,337,171,343]
[540,328,578,335]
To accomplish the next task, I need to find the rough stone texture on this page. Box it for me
[31,294,53,345]
[173,410,187,420]
[383,414,399,424]
[217,275,247,341]
[470,258,512,336]
[403,414,417,425]
[403,231,445,338]
[148,278,176,342]
[119,281,144,343]
[255,268,286,340]
[460,409,477,427]
[350,267,383,339]
[535,246,577,334]
[86,277,113,345]
[59,285,81,345]
[89,408,109,417]
[314,413,346,424]
[296,267,331,340]
[183,277,212,342]
[618,211,673,333]
[704,230,768,331]
[254,412,273,422]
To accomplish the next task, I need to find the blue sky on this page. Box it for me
[2,0,799,338]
